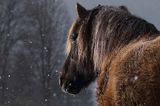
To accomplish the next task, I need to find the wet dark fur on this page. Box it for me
[59,4,160,106]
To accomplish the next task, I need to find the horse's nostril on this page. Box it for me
[68,82,72,87]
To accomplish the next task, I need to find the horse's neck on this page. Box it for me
[96,49,119,101]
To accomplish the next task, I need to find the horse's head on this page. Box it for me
[59,3,97,95]
[59,3,132,95]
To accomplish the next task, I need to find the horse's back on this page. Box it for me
[100,35,160,106]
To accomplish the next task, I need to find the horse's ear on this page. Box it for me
[119,5,129,12]
[76,3,88,19]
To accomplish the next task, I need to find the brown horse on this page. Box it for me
[59,3,160,106]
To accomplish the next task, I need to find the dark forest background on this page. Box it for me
[0,0,94,106]
[1,0,159,106]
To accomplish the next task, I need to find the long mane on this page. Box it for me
[67,5,159,72]
[79,5,159,69]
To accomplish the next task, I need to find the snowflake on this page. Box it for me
[8,75,11,78]
[44,99,48,102]
[134,76,138,81]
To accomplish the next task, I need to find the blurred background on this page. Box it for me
[0,0,159,106]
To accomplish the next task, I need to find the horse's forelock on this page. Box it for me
[66,20,79,55]
[66,7,100,60]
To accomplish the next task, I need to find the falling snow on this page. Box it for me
[44,47,47,50]
[45,99,48,102]
[28,41,33,44]
[42,34,45,37]
[8,75,11,78]
[55,70,58,73]
[134,76,138,81]
[7,33,10,36]
[53,93,57,97]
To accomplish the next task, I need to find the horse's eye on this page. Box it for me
[71,33,78,40]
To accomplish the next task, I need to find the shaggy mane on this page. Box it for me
[76,5,159,69]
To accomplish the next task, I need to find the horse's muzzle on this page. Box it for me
[59,77,81,95]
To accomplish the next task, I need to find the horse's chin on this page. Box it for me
[66,89,81,95]
[61,85,82,95]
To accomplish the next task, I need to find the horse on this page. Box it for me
[59,3,160,106]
